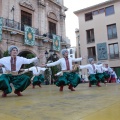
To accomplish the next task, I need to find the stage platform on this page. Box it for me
[0,83,120,120]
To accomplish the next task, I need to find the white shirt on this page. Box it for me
[79,64,101,74]
[82,74,88,81]
[96,64,106,73]
[56,71,63,76]
[24,66,47,76]
[0,67,6,75]
[47,57,82,70]
[0,56,38,72]
[104,67,113,75]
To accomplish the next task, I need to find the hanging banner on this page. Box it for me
[97,42,108,60]
[52,34,61,51]
[24,25,35,46]
[0,17,3,41]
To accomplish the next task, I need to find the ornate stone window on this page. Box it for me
[47,12,58,37]
[19,0,35,11]
[48,12,58,21]
[21,10,32,31]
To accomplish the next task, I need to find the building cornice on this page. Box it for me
[74,0,119,15]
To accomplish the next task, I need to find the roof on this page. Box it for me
[74,0,118,15]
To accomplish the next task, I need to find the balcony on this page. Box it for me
[2,17,40,36]
[42,32,63,42]
[87,38,95,44]
[109,53,120,60]
[1,17,68,45]
[87,53,120,62]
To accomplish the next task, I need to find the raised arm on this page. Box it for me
[79,64,90,69]
[47,59,61,67]
[20,67,33,73]
[55,71,63,76]
[72,57,83,62]
[96,63,103,67]
[22,57,38,64]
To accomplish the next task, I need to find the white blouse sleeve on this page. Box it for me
[72,57,82,62]
[22,57,38,64]
[79,64,90,69]
[47,59,61,67]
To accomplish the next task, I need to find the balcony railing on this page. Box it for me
[43,32,63,42]
[2,18,40,36]
[1,17,68,44]
[109,53,120,60]
[87,53,120,62]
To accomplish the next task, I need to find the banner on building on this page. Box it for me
[97,42,108,60]
[52,34,61,51]
[0,17,3,41]
[24,26,35,46]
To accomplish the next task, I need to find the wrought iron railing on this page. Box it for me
[87,53,120,62]
[108,53,120,60]
[1,17,68,44]
[2,17,40,36]
[44,32,63,42]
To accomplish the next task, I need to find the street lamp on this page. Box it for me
[45,49,58,62]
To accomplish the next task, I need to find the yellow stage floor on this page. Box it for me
[0,83,120,120]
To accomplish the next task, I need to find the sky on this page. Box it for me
[64,0,107,47]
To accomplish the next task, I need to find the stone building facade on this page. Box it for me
[74,0,120,76]
[0,0,70,63]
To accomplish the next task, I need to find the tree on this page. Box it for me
[3,50,9,57]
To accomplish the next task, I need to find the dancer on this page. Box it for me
[96,62,107,86]
[21,60,47,88]
[79,58,102,87]
[103,63,113,83]
[0,45,43,97]
[46,49,84,91]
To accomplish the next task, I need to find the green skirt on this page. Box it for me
[88,74,97,85]
[32,74,44,86]
[56,72,81,87]
[96,73,105,83]
[0,74,30,94]
[103,72,110,79]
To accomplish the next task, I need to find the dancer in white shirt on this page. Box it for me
[79,58,102,87]
[0,45,43,97]
[46,49,84,91]
[21,60,47,88]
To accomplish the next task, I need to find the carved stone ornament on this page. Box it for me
[48,12,58,21]
[19,0,35,11]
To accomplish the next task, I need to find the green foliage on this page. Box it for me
[3,50,9,57]
[24,53,35,78]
